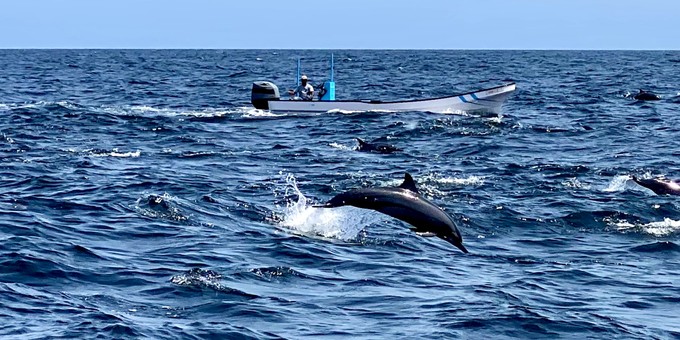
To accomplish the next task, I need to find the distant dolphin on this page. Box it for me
[631,176,680,196]
[633,89,661,101]
[356,138,400,154]
[314,173,468,253]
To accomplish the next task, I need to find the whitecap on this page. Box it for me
[88,148,141,158]
[615,218,680,236]
[640,218,680,236]
[328,142,352,151]
[562,177,591,190]
[436,175,485,186]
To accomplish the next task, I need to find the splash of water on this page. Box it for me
[328,142,352,151]
[274,173,383,240]
[562,177,591,190]
[602,175,633,192]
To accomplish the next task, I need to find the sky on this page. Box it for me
[0,0,678,50]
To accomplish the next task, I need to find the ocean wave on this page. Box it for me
[614,218,680,236]
[84,148,141,158]
[630,241,680,253]
[3,49,680,339]
[170,268,258,298]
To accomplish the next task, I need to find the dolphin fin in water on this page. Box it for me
[399,173,419,194]
[355,137,400,154]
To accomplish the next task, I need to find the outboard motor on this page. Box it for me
[251,81,280,110]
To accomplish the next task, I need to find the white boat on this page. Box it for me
[253,82,515,114]
[250,55,516,114]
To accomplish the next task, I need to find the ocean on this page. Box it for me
[0,49,679,339]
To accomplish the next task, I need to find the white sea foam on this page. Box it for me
[326,109,363,114]
[562,177,591,190]
[242,108,285,118]
[87,148,141,158]
[614,218,680,236]
[328,142,352,151]
[327,109,395,114]
[434,108,469,115]
[436,175,485,186]
[98,104,253,119]
[486,115,503,124]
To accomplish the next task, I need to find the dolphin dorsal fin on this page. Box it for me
[356,138,367,146]
[399,173,419,193]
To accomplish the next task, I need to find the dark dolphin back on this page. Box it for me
[632,176,680,195]
[633,90,661,101]
[355,137,399,154]
[356,138,368,149]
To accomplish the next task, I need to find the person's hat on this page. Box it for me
[300,75,308,80]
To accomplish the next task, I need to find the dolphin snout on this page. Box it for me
[442,235,468,254]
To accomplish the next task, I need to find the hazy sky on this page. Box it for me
[1,0,678,49]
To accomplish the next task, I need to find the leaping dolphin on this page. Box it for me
[631,176,680,196]
[314,173,468,253]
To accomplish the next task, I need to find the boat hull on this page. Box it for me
[265,83,516,114]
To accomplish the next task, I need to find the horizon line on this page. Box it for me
[1,47,679,51]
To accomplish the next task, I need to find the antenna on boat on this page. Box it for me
[330,53,334,82]
[296,58,301,87]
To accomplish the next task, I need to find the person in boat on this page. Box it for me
[288,75,314,101]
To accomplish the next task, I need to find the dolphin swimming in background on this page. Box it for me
[355,138,400,154]
[633,89,661,101]
[631,176,680,196]
[314,173,468,253]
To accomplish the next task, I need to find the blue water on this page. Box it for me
[1,50,679,339]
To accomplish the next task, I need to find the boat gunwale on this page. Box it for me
[269,82,516,106]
